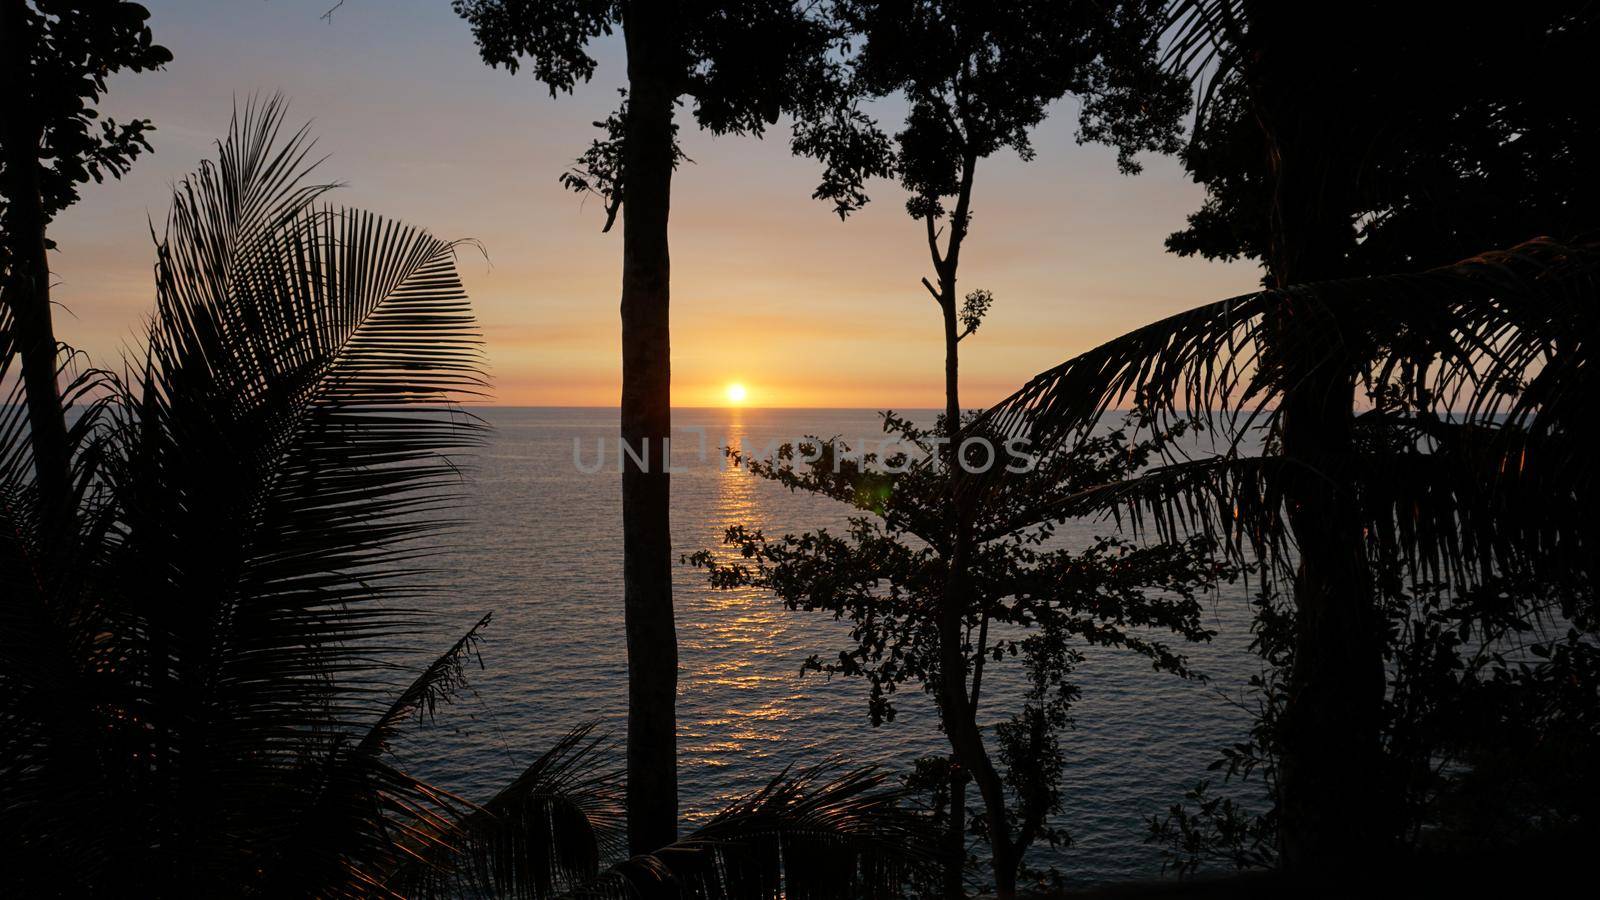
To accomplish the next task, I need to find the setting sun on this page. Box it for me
[724,382,748,405]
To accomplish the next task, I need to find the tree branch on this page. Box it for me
[925,214,946,277]
[969,611,990,708]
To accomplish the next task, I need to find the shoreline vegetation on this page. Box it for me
[5,2,1598,897]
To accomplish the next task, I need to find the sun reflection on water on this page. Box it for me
[676,408,833,819]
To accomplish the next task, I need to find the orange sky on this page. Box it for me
[45,1,1259,409]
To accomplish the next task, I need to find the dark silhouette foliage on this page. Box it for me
[1167,1,1600,278]
[693,410,1236,895]
[0,0,171,527]
[977,237,1600,877]
[0,100,932,899]
[768,3,1193,895]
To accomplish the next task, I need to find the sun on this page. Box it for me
[724,382,748,405]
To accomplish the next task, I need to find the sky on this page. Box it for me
[46,0,1260,409]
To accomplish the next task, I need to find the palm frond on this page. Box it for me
[2,95,494,892]
[406,724,626,900]
[255,613,495,897]
[114,91,489,735]
[1160,0,1247,138]
[980,239,1596,450]
[969,239,1598,598]
[596,764,933,900]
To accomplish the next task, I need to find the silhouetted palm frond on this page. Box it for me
[593,764,931,900]
[4,98,933,898]
[64,96,489,891]
[396,724,625,900]
[1161,0,1246,127]
[971,240,1598,599]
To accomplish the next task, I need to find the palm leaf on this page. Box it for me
[256,613,495,897]
[597,764,933,900]
[4,95,492,891]
[400,724,626,900]
[123,97,485,886]
[969,239,1598,598]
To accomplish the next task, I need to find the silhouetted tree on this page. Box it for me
[1167,2,1600,278]
[783,2,1187,894]
[977,229,1600,883]
[692,411,1232,895]
[0,0,168,537]
[1144,0,1600,869]
[451,1,847,852]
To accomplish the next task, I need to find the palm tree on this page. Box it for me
[967,238,1598,871]
[0,99,929,898]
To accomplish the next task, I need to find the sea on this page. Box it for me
[405,407,1263,888]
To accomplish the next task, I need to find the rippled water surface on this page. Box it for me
[409,407,1261,887]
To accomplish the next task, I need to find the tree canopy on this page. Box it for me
[454,0,847,225]
[0,0,170,237]
[800,0,1189,223]
[1167,2,1600,277]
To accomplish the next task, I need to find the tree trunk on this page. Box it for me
[937,290,1016,898]
[0,0,72,533]
[1275,359,1389,871]
[619,2,679,856]
[1259,106,1393,871]
[943,764,967,900]
[930,152,1023,899]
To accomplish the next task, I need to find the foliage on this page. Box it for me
[0,97,615,897]
[554,89,692,233]
[1,0,173,512]
[454,0,847,224]
[1145,780,1277,876]
[957,288,992,340]
[975,239,1599,602]
[1165,1,1600,278]
[0,99,931,898]
[757,8,1200,891]
[1149,566,1600,874]
[691,410,1236,885]
[451,2,865,855]
[0,0,170,243]
[970,224,1599,874]
[797,0,1189,222]
[454,0,839,126]
[1122,2,1600,869]
[599,763,932,900]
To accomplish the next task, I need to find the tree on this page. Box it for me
[1135,0,1600,868]
[451,1,846,852]
[975,234,1600,882]
[1166,2,1600,279]
[0,0,168,539]
[692,412,1232,895]
[773,2,1187,894]
[0,100,930,899]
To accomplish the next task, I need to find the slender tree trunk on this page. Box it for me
[929,153,1025,899]
[0,0,72,531]
[619,2,679,856]
[1260,110,1393,872]
[943,765,967,900]
[937,289,1016,897]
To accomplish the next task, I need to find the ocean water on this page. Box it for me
[407,407,1261,888]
